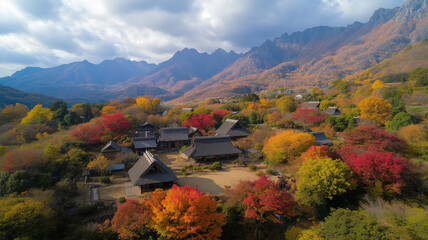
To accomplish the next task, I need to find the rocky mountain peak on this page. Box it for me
[394,0,428,22]
[368,7,399,25]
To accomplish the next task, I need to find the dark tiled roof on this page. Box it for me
[140,121,158,130]
[325,107,341,116]
[168,122,181,128]
[132,137,157,149]
[159,127,190,142]
[310,131,333,145]
[182,108,194,113]
[181,136,242,158]
[101,141,132,153]
[128,151,177,186]
[301,101,321,109]
[215,119,251,138]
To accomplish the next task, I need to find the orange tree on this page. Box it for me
[262,130,315,165]
[358,97,392,126]
[301,145,335,161]
[150,185,225,240]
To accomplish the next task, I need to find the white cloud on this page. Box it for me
[0,0,404,77]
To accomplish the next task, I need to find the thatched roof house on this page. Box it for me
[310,131,333,146]
[181,136,242,162]
[128,151,177,193]
[325,107,341,116]
[215,119,251,140]
[158,127,190,149]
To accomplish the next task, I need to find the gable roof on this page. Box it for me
[181,136,242,158]
[132,137,157,149]
[128,151,177,186]
[302,101,321,109]
[182,108,194,113]
[101,141,132,153]
[140,121,158,130]
[159,127,190,142]
[168,122,181,128]
[215,119,251,138]
[325,107,341,116]
[310,131,333,145]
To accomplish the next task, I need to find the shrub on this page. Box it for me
[256,171,264,176]
[99,176,111,184]
[265,169,274,175]
[249,165,257,171]
[118,197,126,204]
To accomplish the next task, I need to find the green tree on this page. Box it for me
[0,196,56,239]
[6,170,31,194]
[323,209,389,240]
[409,67,428,87]
[249,111,258,124]
[44,144,61,162]
[0,171,10,196]
[387,112,414,131]
[319,100,335,110]
[296,158,354,207]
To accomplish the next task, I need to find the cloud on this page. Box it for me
[0,0,404,77]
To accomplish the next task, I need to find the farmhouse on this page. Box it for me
[325,107,341,116]
[301,101,321,110]
[132,137,157,154]
[182,107,194,113]
[158,127,190,149]
[128,151,177,193]
[215,119,251,140]
[310,131,333,146]
[181,136,242,162]
[101,141,132,160]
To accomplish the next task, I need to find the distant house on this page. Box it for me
[128,151,177,193]
[132,137,157,154]
[168,122,182,128]
[101,141,132,159]
[215,119,251,140]
[301,101,321,110]
[158,127,190,149]
[182,108,194,113]
[295,94,303,100]
[310,131,333,146]
[140,122,158,132]
[325,107,341,116]
[286,90,294,94]
[107,164,125,173]
[181,136,242,162]
[188,127,203,138]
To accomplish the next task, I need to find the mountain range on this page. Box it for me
[1,0,428,105]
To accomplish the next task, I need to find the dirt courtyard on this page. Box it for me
[156,151,266,195]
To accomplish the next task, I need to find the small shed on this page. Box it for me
[295,94,303,100]
[325,107,341,116]
[128,151,177,193]
[310,131,333,146]
[107,164,125,173]
[158,127,190,149]
[181,136,242,162]
[101,141,132,160]
[215,119,251,140]
[132,137,157,154]
[182,108,194,113]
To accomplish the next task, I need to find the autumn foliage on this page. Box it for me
[345,152,410,194]
[262,130,315,165]
[339,125,408,158]
[101,112,132,137]
[2,149,43,173]
[292,108,327,129]
[301,145,334,161]
[109,185,225,240]
[213,109,232,119]
[70,120,104,144]
[183,113,216,131]
[358,97,392,125]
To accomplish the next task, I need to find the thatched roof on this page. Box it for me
[101,141,132,153]
[325,107,341,116]
[128,151,177,186]
[215,119,251,138]
[159,127,190,142]
[181,136,242,158]
[310,131,333,145]
[132,137,157,149]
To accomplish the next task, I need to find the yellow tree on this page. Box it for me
[87,155,109,175]
[151,98,160,112]
[371,80,385,89]
[100,106,117,115]
[21,104,54,125]
[136,96,160,113]
[260,99,273,109]
[276,96,296,114]
[262,130,315,165]
[358,97,392,125]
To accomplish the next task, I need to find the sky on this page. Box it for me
[0,0,404,77]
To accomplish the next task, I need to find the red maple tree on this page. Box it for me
[213,109,232,118]
[2,149,43,173]
[345,151,410,194]
[183,113,216,131]
[339,125,408,159]
[101,112,132,138]
[292,108,327,129]
[301,145,334,161]
[70,120,104,144]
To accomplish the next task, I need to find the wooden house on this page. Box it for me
[128,151,177,193]
[301,101,321,110]
[188,127,203,138]
[132,137,157,154]
[215,119,251,140]
[181,136,242,162]
[325,107,341,116]
[101,141,132,160]
[310,131,333,146]
[158,127,190,149]
[182,108,194,113]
